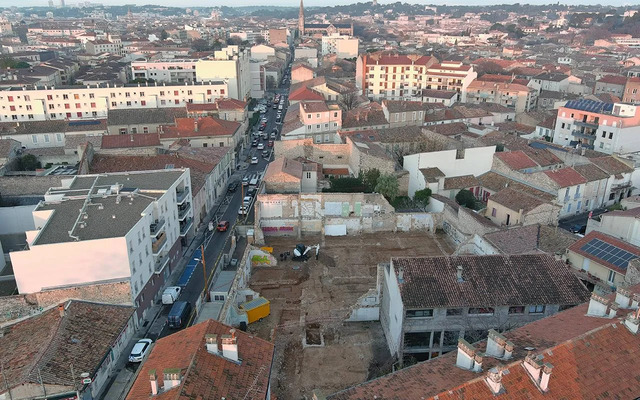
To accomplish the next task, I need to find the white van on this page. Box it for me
[249,177,259,186]
[162,286,182,305]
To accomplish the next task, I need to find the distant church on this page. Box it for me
[298,0,354,37]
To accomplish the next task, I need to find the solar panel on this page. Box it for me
[68,120,101,126]
[580,238,638,270]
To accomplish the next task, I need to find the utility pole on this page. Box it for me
[200,244,208,301]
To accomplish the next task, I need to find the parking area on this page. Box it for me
[246,232,454,399]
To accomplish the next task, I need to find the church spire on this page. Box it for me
[298,0,305,37]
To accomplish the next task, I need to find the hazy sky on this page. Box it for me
[0,0,637,7]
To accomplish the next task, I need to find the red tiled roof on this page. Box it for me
[597,74,627,85]
[161,117,240,139]
[589,156,634,175]
[101,133,161,149]
[323,168,349,175]
[126,319,274,400]
[568,230,640,274]
[289,85,325,102]
[365,53,436,66]
[543,167,587,188]
[215,98,247,110]
[186,103,218,112]
[495,150,538,170]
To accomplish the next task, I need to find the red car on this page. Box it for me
[267,140,274,147]
[217,221,229,232]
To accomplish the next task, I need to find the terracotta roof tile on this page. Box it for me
[543,167,587,188]
[483,224,542,254]
[589,156,634,175]
[495,150,538,170]
[488,187,549,213]
[443,174,478,190]
[101,133,161,149]
[160,117,240,139]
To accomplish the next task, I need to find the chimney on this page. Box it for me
[205,333,219,354]
[608,301,619,318]
[523,352,543,382]
[633,293,640,309]
[587,293,609,317]
[615,287,632,309]
[221,329,239,362]
[486,329,513,359]
[456,265,464,282]
[539,363,553,392]
[149,369,158,395]
[624,308,640,334]
[58,303,65,317]
[485,367,503,395]
[456,338,483,372]
[194,119,199,132]
[162,368,181,391]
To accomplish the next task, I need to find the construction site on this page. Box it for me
[245,231,454,399]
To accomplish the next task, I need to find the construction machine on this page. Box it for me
[292,243,320,261]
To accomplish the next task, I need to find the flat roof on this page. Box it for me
[65,170,186,193]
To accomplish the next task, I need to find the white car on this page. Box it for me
[243,196,252,207]
[251,156,258,164]
[238,205,249,215]
[129,339,153,363]
[257,143,265,150]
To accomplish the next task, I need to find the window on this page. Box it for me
[64,104,70,109]
[468,307,494,315]
[609,132,613,139]
[509,306,525,314]
[174,90,179,96]
[491,208,497,217]
[9,106,15,111]
[56,133,62,142]
[119,128,127,135]
[219,142,224,147]
[48,104,55,110]
[89,93,94,99]
[607,270,616,283]
[406,309,433,318]
[464,329,488,343]
[90,102,96,108]
[446,308,462,316]
[77,112,82,117]
[214,295,225,301]
[141,100,146,106]
[44,134,50,143]
[126,101,132,106]
[404,332,431,348]
[74,94,80,100]
[528,305,545,314]
[75,103,81,109]
[143,126,149,134]
[47,95,53,100]
[32,135,38,144]
[62,94,68,100]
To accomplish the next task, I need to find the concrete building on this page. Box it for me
[0,300,135,400]
[9,170,194,325]
[552,99,640,154]
[623,77,640,104]
[0,81,227,123]
[465,80,537,113]
[424,62,477,102]
[130,59,198,83]
[85,39,123,56]
[594,75,627,98]
[195,46,251,101]
[380,254,590,363]
[281,101,342,141]
[263,156,319,193]
[586,206,640,247]
[567,230,640,292]
[321,33,359,59]
[485,187,559,227]
[106,107,186,135]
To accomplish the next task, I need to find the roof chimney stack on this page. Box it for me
[149,369,158,395]
[205,333,220,355]
[485,367,503,395]
[221,329,239,362]
[587,293,610,317]
[539,363,553,392]
[162,368,182,391]
[615,287,632,309]
[58,303,65,317]
[486,329,513,359]
[456,338,483,372]
[624,308,640,334]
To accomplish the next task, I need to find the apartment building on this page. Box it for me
[623,77,640,103]
[321,33,359,59]
[0,81,228,122]
[130,59,198,83]
[465,80,537,113]
[424,62,477,102]
[282,101,342,141]
[9,170,195,325]
[356,53,438,101]
[594,75,627,98]
[380,254,589,363]
[194,46,252,101]
[552,99,640,154]
[86,39,123,56]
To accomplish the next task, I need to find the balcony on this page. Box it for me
[149,218,166,237]
[179,217,193,236]
[176,187,190,204]
[154,254,170,274]
[572,130,596,140]
[178,202,192,220]
[612,181,632,190]
[152,232,167,255]
[574,120,599,129]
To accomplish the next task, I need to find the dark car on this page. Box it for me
[268,140,274,147]
[251,140,258,147]
[228,181,239,192]
[569,224,586,234]
[258,124,266,131]
[168,301,192,329]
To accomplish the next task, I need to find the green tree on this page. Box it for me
[375,174,399,202]
[0,57,30,69]
[362,168,381,192]
[17,154,41,171]
[160,29,169,40]
[413,188,432,206]
[324,177,367,193]
[455,189,476,209]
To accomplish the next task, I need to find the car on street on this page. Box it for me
[129,339,153,363]
[243,196,252,207]
[217,221,230,232]
[251,156,258,164]
[257,143,265,150]
[262,150,270,158]
[272,103,278,109]
[272,128,278,134]
[238,205,249,215]
[570,224,586,234]
[242,177,249,186]
[162,286,181,305]
[270,132,276,139]
[228,181,239,192]
[252,140,258,147]
[247,187,257,196]
[276,115,281,123]
[268,140,274,147]
[258,124,265,131]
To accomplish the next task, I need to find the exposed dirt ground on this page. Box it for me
[246,231,454,399]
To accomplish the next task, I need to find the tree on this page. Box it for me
[362,168,381,192]
[455,189,476,209]
[324,177,367,192]
[191,39,211,52]
[254,36,266,45]
[160,29,169,40]
[413,188,432,206]
[17,154,41,171]
[375,174,399,202]
[338,91,360,111]
[0,57,30,69]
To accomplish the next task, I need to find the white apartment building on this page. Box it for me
[553,99,640,154]
[0,81,228,122]
[356,54,476,101]
[131,59,198,83]
[86,39,123,56]
[9,170,195,324]
[321,33,359,59]
[195,46,252,101]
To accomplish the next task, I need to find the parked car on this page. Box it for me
[162,286,181,305]
[251,156,258,164]
[271,128,278,134]
[242,177,249,186]
[129,339,153,362]
[570,224,586,234]
[228,181,239,192]
[270,133,276,139]
[258,124,266,131]
[262,150,270,158]
[268,140,274,147]
[243,196,252,207]
[257,143,265,150]
[247,187,257,196]
[217,221,229,232]
[252,140,258,147]
[276,115,281,123]
[238,205,249,215]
